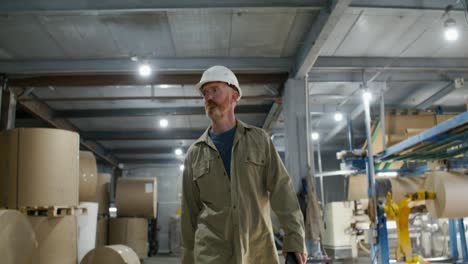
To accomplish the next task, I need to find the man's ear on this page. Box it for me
[232,91,239,102]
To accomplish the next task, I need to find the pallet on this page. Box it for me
[20,205,88,217]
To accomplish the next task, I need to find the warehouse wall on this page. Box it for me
[125,165,182,253]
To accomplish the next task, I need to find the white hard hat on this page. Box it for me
[195,65,242,101]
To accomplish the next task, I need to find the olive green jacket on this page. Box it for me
[181,120,306,264]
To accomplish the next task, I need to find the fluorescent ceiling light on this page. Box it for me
[159,118,169,128]
[138,63,152,77]
[311,132,319,141]
[334,111,343,122]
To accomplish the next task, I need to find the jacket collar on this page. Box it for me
[194,119,253,147]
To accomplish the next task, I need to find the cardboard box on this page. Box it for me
[97,173,111,216]
[81,245,140,264]
[115,178,157,218]
[79,151,98,202]
[28,215,78,264]
[96,218,108,247]
[109,218,148,259]
[0,210,38,264]
[0,128,79,209]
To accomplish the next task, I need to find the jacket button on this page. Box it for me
[233,205,236,209]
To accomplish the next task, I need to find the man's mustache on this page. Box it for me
[205,101,218,108]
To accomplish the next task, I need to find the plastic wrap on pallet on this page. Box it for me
[78,202,99,263]
[0,210,38,264]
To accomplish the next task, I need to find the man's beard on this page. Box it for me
[205,98,230,120]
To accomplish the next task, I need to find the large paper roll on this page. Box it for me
[0,210,38,264]
[79,151,98,202]
[97,173,111,215]
[347,175,368,200]
[78,202,99,263]
[389,177,425,201]
[425,171,468,218]
[28,215,78,264]
[109,218,148,259]
[115,178,157,218]
[80,245,140,264]
[0,128,79,209]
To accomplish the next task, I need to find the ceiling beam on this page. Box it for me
[416,81,457,110]
[112,147,186,155]
[314,57,468,71]
[17,98,120,167]
[293,0,351,78]
[0,1,326,14]
[0,57,292,75]
[10,73,288,87]
[55,104,271,118]
[120,158,182,165]
[350,0,465,11]
[83,129,206,140]
[19,95,279,102]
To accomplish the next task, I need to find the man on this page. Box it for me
[181,65,307,264]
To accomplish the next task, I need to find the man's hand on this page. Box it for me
[284,252,307,264]
[295,252,307,264]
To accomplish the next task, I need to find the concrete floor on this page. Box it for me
[142,254,287,264]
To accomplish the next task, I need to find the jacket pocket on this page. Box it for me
[192,162,209,181]
[245,150,266,166]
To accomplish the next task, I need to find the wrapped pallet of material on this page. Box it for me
[96,218,109,247]
[97,173,111,216]
[0,128,79,209]
[80,245,140,264]
[28,215,78,264]
[78,202,99,263]
[115,178,157,218]
[109,218,148,259]
[425,171,468,218]
[80,151,98,202]
[0,210,38,264]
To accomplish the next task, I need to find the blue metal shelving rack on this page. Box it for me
[368,111,468,263]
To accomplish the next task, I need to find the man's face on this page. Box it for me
[201,82,238,121]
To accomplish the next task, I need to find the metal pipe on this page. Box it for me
[317,140,325,207]
[347,115,354,150]
[363,92,379,264]
[380,85,387,151]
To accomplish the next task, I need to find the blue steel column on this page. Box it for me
[378,205,389,263]
[458,218,468,261]
[449,219,459,261]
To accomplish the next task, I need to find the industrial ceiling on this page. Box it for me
[1,0,467,168]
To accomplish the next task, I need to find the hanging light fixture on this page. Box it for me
[444,18,459,42]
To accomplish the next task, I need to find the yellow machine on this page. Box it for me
[384,190,436,263]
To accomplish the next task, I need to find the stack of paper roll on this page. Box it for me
[115,178,157,218]
[79,151,98,202]
[109,218,149,259]
[78,202,99,263]
[96,218,109,247]
[97,173,111,216]
[424,171,468,218]
[0,128,79,208]
[28,215,78,264]
[0,210,38,264]
[80,245,140,264]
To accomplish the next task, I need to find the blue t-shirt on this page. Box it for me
[208,125,237,178]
